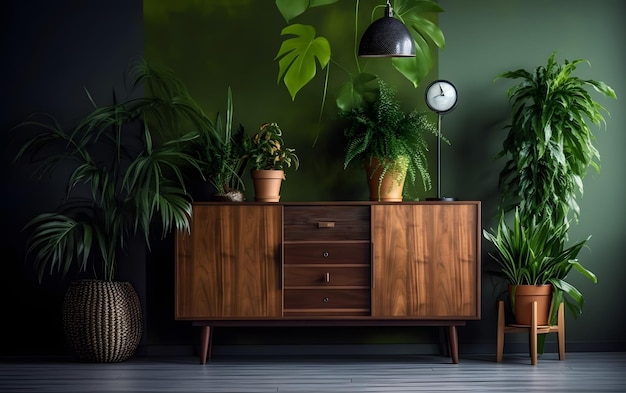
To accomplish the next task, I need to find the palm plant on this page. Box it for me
[340,79,438,199]
[13,59,212,282]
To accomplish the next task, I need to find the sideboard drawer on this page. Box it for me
[284,205,370,241]
[284,266,370,287]
[284,289,370,310]
[284,242,370,265]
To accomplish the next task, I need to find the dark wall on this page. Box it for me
[1,0,144,355]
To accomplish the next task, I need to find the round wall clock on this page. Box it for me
[425,80,458,114]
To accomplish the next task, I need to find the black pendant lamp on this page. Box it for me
[358,0,416,57]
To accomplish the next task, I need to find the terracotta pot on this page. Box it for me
[509,284,552,326]
[365,157,408,202]
[251,169,285,202]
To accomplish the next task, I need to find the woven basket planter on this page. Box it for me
[63,280,142,362]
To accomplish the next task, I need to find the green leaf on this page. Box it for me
[275,24,331,101]
[393,1,445,87]
[275,0,309,23]
[335,73,379,112]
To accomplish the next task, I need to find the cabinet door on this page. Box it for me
[176,204,283,319]
[371,203,480,318]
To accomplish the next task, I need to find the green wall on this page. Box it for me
[438,0,625,350]
[144,0,441,202]
[144,0,625,351]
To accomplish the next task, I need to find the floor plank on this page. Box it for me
[1,352,625,392]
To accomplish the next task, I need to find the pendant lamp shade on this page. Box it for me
[358,2,415,57]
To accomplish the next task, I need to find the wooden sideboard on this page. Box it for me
[175,201,481,364]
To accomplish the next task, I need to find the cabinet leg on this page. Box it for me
[200,325,212,364]
[448,325,459,364]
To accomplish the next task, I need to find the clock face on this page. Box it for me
[425,80,458,114]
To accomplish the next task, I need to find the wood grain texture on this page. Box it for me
[284,289,370,309]
[371,203,480,318]
[284,205,370,241]
[176,204,282,319]
[284,266,370,287]
[283,242,371,264]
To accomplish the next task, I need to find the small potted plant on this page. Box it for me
[482,208,596,326]
[190,87,248,202]
[340,79,439,201]
[246,122,299,202]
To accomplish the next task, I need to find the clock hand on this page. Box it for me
[439,85,444,96]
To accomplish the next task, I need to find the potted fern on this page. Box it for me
[12,59,211,362]
[246,122,300,202]
[340,79,438,201]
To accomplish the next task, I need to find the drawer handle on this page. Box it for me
[323,297,329,303]
[322,251,329,258]
[317,221,335,228]
[324,272,330,283]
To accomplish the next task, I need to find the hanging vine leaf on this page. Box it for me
[275,24,331,101]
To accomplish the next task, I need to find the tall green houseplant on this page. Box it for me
[490,52,616,325]
[495,52,617,231]
[12,59,221,362]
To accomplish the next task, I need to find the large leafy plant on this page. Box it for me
[495,52,616,231]
[483,208,597,318]
[13,59,213,282]
[340,79,438,198]
[274,0,445,113]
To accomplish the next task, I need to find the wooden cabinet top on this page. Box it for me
[192,201,481,206]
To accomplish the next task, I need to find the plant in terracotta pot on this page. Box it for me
[340,79,439,201]
[487,52,615,349]
[12,59,211,362]
[246,122,300,202]
[483,208,596,326]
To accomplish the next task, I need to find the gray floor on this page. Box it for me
[1,352,625,392]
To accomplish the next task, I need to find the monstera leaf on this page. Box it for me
[392,0,446,87]
[275,24,331,101]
